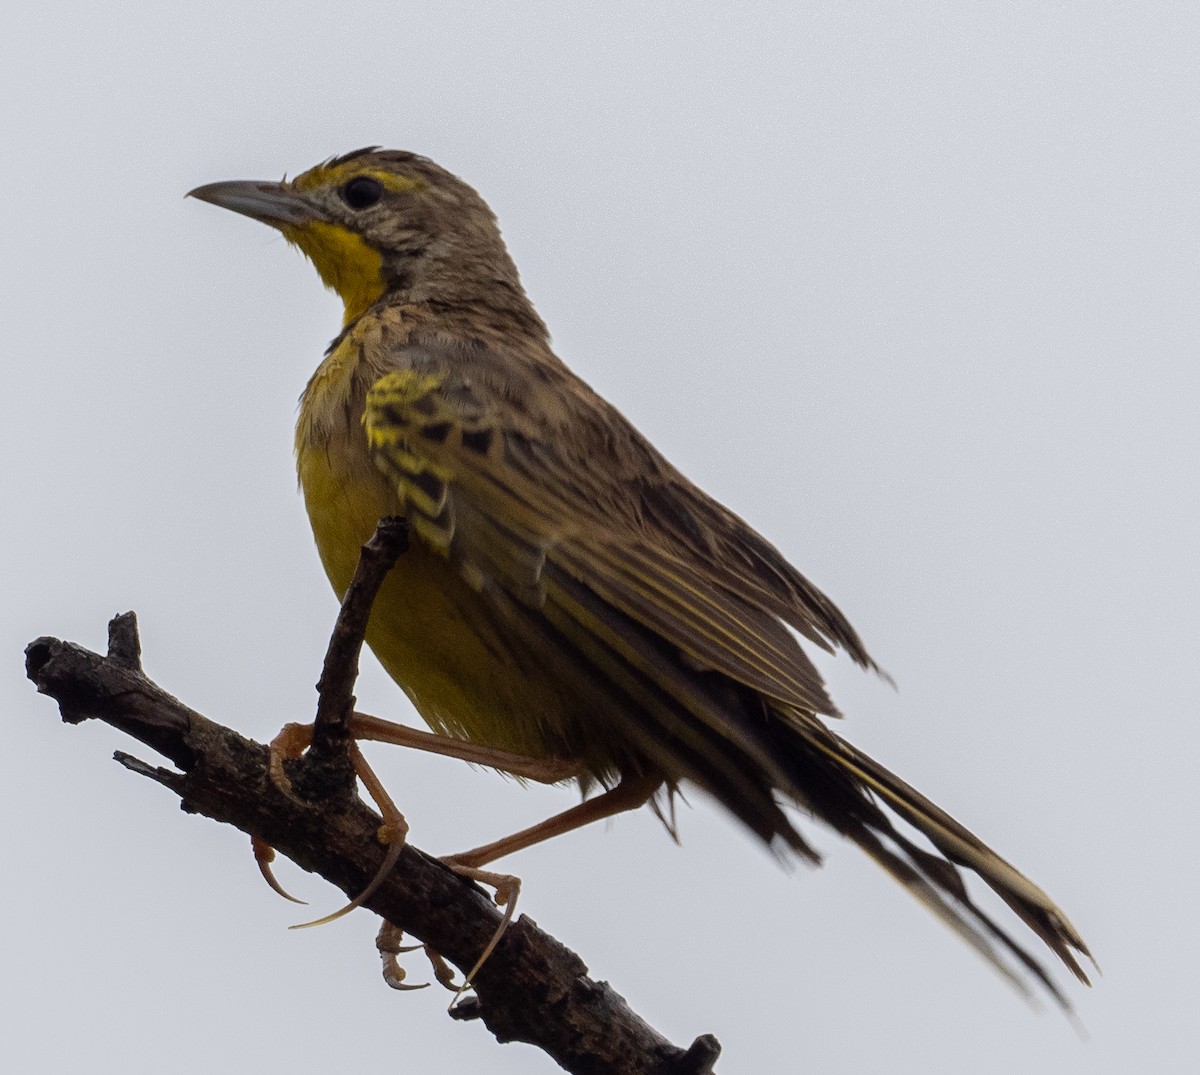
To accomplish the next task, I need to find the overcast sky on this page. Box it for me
[4,4,1197,1072]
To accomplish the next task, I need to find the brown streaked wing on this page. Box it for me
[392,337,882,680]
[364,361,844,718]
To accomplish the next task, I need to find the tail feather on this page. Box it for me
[819,732,1091,980]
[873,814,1076,1009]
[776,710,1093,1009]
[845,822,1040,1004]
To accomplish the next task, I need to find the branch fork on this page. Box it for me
[24,519,721,1075]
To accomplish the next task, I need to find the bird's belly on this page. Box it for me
[297,442,570,762]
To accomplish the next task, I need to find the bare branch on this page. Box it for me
[310,516,408,763]
[24,610,721,1074]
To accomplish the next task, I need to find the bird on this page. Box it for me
[189,147,1091,1006]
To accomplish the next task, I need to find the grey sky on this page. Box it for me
[4,4,1196,1072]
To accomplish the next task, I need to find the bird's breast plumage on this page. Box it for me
[294,318,582,763]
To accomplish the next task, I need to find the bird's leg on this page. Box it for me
[252,721,320,902]
[256,719,414,915]
[289,740,409,929]
[441,771,662,996]
[259,712,581,901]
[446,770,661,869]
[260,709,576,901]
[348,711,584,783]
[267,713,581,796]
[257,712,582,942]
[259,709,645,997]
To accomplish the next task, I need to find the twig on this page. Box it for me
[25,608,721,1073]
[309,516,409,761]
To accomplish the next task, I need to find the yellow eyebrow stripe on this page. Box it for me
[293,162,426,195]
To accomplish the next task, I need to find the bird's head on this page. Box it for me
[189,148,526,325]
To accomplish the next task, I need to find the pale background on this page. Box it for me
[3,4,1196,1073]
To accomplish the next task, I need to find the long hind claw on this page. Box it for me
[440,859,521,1005]
[249,723,320,903]
[290,819,406,929]
[290,742,409,928]
[251,836,307,905]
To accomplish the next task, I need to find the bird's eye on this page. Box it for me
[340,176,384,210]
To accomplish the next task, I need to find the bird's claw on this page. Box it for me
[439,857,521,1004]
[251,835,307,904]
[377,921,449,991]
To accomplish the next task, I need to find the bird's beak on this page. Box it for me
[187,180,319,228]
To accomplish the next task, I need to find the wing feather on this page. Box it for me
[360,347,1091,1007]
[365,365,846,719]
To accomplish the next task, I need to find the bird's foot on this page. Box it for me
[291,747,409,928]
[248,722,319,903]
[255,721,412,926]
[438,855,522,1004]
[251,835,307,904]
[375,921,463,992]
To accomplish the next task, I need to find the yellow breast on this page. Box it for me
[294,331,569,758]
